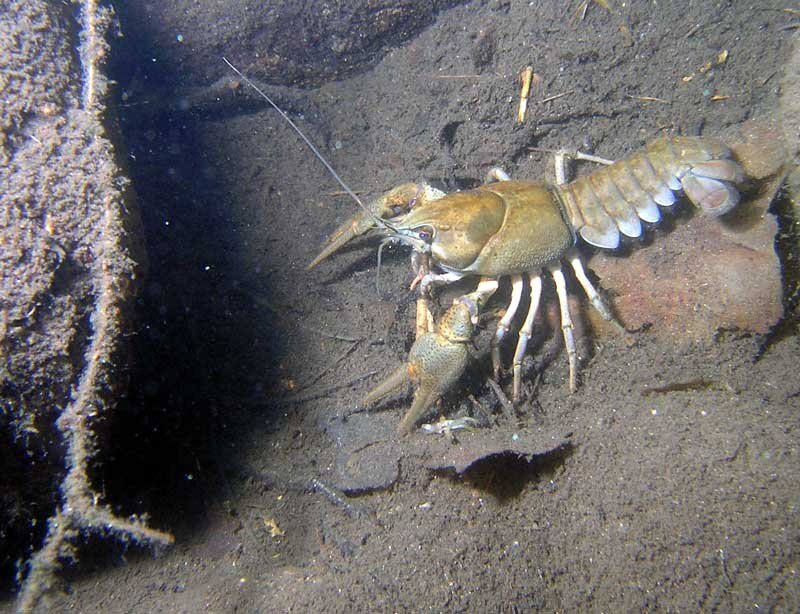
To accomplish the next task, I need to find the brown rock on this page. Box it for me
[118,0,465,88]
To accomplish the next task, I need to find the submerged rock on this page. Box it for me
[1,0,171,607]
[117,0,466,88]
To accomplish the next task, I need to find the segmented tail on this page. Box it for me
[556,137,744,249]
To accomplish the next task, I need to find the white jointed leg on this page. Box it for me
[567,250,613,322]
[492,274,524,379]
[554,149,615,185]
[512,273,542,401]
[459,277,500,323]
[486,167,511,183]
[549,264,578,393]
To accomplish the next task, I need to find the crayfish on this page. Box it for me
[309,137,744,433]
[221,60,745,435]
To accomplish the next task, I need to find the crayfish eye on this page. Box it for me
[416,226,434,242]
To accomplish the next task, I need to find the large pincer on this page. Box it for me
[308,182,446,269]
[363,299,475,434]
[307,183,420,270]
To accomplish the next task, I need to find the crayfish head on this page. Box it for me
[389,188,506,273]
[385,222,437,255]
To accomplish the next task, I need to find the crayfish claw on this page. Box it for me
[363,363,411,407]
[308,183,433,270]
[307,210,374,270]
[364,300,475,434]
[397,381,444,435]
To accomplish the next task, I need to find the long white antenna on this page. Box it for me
[222,57,391,230]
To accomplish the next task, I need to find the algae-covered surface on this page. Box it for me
[6,1,798,611]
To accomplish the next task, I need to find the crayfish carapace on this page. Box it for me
[309,136,745,433]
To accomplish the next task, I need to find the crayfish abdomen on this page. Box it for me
[556,136,743,250]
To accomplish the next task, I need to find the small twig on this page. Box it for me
[277,371,379,405]
[295,322,361,342]
[538,90,574,104]
[719,549,732,586]
[527,146,558,154]
[328,189,366,197]
[759,71,777,86]
[625,94,668,103]
[527,367,544,400]
[685,23,702,38]
[308,478,372,522]
[568,0,590,27]
[486,378,516,420]
[468,394,493,425]
[298,340,361,392]
[517,66,534,123]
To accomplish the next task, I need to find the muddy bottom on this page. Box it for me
[11,1,800,611]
